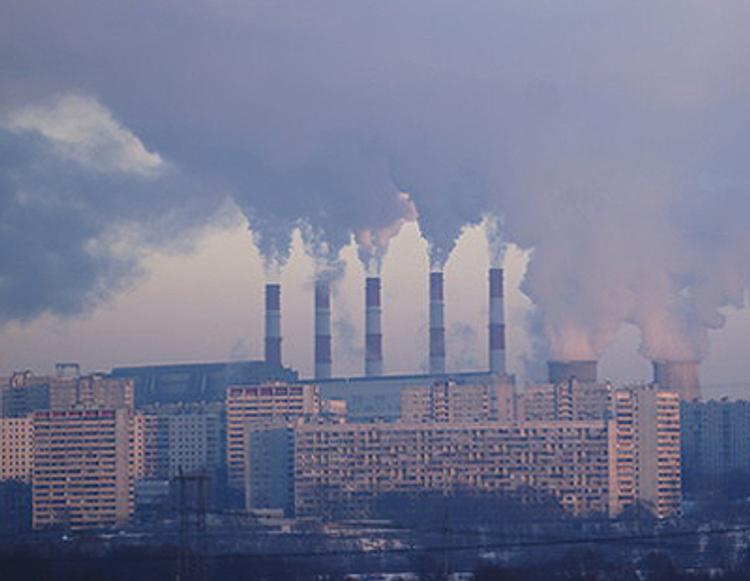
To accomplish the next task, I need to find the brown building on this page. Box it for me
[0,417,33,482]
[32,409,133,529]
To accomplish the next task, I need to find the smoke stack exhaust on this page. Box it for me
[652,360,701,401]
[488,268,506,374]
[264,283,282,367]
[314,279,332,379]
[548,360,598,384]
[365,276,383,376]
[429,271,446,375]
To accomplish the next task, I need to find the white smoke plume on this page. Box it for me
[3,1,750,367]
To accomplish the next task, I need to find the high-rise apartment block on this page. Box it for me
[2,371,133,418]
[681,399,750,490]
[518,380,611,422]
[226,384,319,488]
[133,402,223,481]
[32,409,134,529]
[400,379,515,423]
[0,417,33,482]
[610,385,681,519]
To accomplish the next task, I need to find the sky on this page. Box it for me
[2,1,750,396]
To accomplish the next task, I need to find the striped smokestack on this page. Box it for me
[264,283,282,367]
[365,276,383,376]
[488,268,506,375]
[314,279,332,379]
[429,271,446,375]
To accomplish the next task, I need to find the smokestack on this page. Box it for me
[429,271,446,375]
[264,283,282,367]
[488,268,506,375]
[548,360,598,384]
[365,276,383,376]
[314,279,332,379]
[652,360,701,401]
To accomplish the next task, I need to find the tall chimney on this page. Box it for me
[548,360,598,384]
[314,279,332,379]
[264,283,282,367]
[652,360,701,401]
[488,268,506,375]
[365,276,383,376]
[429,271,446,375]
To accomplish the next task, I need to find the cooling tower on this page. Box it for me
[264,283,282,367]
[364,277,383,376]
[652,360,701,401]
[429,271,446,375]
[548,360,598,384]
[488,268,506,375]
[314,279,332,379]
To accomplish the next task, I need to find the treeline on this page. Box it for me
[3,548,750,581]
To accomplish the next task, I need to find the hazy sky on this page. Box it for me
[2,1,750,396]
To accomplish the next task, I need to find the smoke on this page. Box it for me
[0,94,225,322]
[4,1,750,365]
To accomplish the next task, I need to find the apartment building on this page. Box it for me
[290,420,613,519]
[77,375,134,410]
[400,379,515,423]
[681,399,750,490]
[518,380,612,422]
[2,371,134,417]
[610,385,681,519]
[32,409,133,529]
[226,383,319,487]
[133,402,223,481]
[0,417,33,482]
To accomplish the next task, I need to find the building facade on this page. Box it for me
[0,417,33,482]
[291,420,613,519]
[610,385,681,519]
[518,380,612,422]
[32,409,133,529]
[400,379,515,423]
[681,399,750,491]
[226,383,319,488]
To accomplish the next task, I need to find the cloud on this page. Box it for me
[7,95,164,177]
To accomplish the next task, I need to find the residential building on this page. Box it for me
[0,417,33,482]
[133,402,223,481]
[681,399,750,491]
[610,385,681,519]
[226,384,319,488]
[32,409,133,529]
[288,420,613,519]
[518,380,611,422]
[400,378,515,423]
